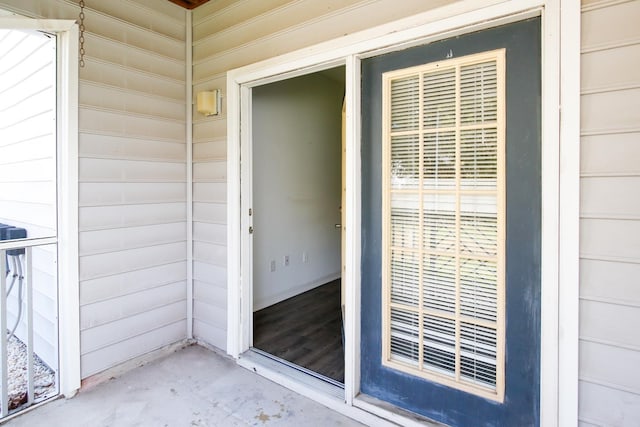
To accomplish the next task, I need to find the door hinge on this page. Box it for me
[248,208,253,216]
[248,226,253,234]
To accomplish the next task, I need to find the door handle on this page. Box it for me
[335,224,342,229]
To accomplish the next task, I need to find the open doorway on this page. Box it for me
[250,67,345,384]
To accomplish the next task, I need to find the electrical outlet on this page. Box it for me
[270,260,276,272]
[302,252,308,263]
[284,255,290,267]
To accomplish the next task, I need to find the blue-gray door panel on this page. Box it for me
[360,18,541,427]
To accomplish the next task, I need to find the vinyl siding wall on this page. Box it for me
[191,0,457,352]
[0,0,188,378]
[579,0,640,425]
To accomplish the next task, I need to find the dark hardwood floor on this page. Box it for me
[253,279,344,383]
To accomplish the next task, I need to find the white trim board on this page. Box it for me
[186,9,194,340]
[226,1,580,426]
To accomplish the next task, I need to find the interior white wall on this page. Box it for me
[252,72,343,310]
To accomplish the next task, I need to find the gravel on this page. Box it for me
[2,333,56,412]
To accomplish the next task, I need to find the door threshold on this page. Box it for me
[240,348,344,400]
[238,349,444,427]
[250,348,345,389]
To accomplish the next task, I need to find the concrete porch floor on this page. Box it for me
[5,345,364,426]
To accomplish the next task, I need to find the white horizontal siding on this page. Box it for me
[79,108,185,142]
[79,158,186,183]
[81,320,186,378]
[80,82,185,121]
[83,34,184,81]
[581,88,640,135]
[580,259,640,306]
[80,281,186,332]
[81,261,186,305]
[580,300,640,350]
[579,1,640,425]
[79,133,186,163]
[579,380,640,427]
[193,201,226,224]
[79,183,186,206]
[193,140,226,160]
[80,241,187,282]
[79,222,186,256]
[0,0,189,378]
[582,43,640,93]
[580,218,640,261]
[79,203,186,231]
[81,58,185,101]
[581,132,640,177]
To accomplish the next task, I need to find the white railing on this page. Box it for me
[0,237,58,418]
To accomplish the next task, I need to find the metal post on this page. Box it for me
[1,250,8,416]
[26,249,33,405]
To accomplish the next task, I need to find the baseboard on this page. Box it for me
[253,272,340,311]
[79,339,195,392]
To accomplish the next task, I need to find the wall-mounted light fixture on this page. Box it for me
[196,89,221,116]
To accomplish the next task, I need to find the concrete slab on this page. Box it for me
[5,345,364,426]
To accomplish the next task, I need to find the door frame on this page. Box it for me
[226,1,580,425]
[0,17,80,398]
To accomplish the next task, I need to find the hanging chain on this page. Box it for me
[78,0,86,67]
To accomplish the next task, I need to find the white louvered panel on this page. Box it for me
[383,50,505,401]
[460,322,497,389]
[422,254,456,314]
[459,259,497,322]
[390,134,419,189]
[390,194,419,248]
[423,68,456,129]
[460,128,497,190]
[460,194,497,257]
[390,308,420,366]
[460,61,497,125]
[390,75,419,131]
[423,131,456,190]
[390,249,419,307]
[422,200,456,252]
[423,315,456,376]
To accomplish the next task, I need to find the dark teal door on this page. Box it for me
[360,19,541,427]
